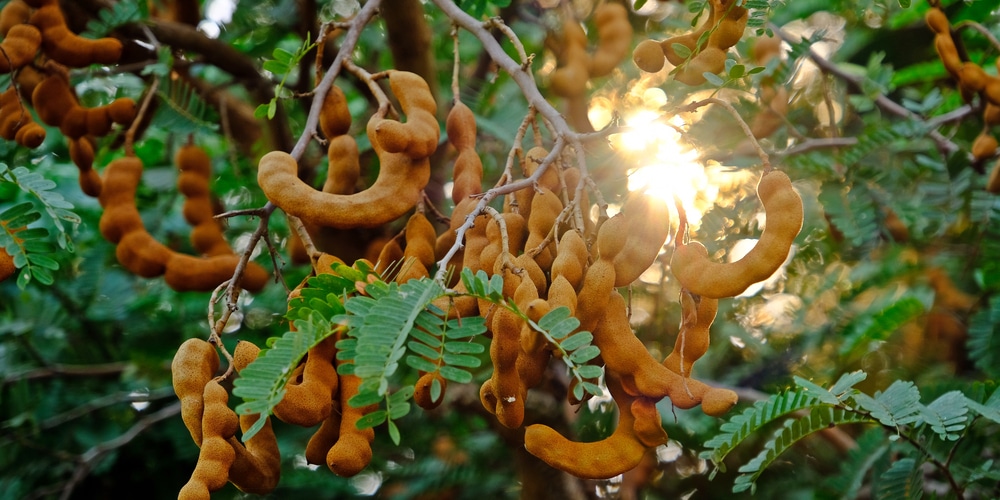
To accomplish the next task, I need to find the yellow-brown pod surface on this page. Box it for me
[524,188,562,272]
[258,73,436,229]
[0,87,45,148]
[171,338,220,446]
[272,336,338,427]
[613,194,670,287]
[670,170,802,299]
[633,38,666,73]
[524,372,648,479]
[0,23,41,73]
[228,340,281,495]
[163,253,270,293]
[990,159,1000,194]
[446,100,484,204]
[0,0,32,36]
[326,361,377,477]
[549,18,589,98]
[178,380,237,500]
[395,212,437,283]
[0,247,15,283]
[663,290,718,378]
[630,397,669,448]
[478,212,527,278]
[588,3,633,78]
[29,4,123,67]
[551,230,589,290]
[318,84,352,139]
[972,131,998,161]
[414,372,447,410]
[481,275,527,429]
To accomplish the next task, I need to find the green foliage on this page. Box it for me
[83,1,145,38]
[154,77,220,133]
[968,296,1000,378]
[704,372,1000,497]
[255,35,318,120]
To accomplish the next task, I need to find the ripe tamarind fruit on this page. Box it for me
[318,84,352,139]
[670,170,802,299]
[178,380,237,500]
[631,397,669,448]
[395,212,437,283]
[272,336,339,427]
[171,338,220,446]
[551,229,589,290]
[0,23,41,73]
[0,246,15,283]
[588,3,633,78]
[989,160,1000,194]
[633,38,666,73]
[414,372,447,410]
[0,0,31,37]
[972,131,998,161]
[663,291,718,378]
[446,100,484,204]
[0,87,45,148]
[326,363,377,477]
[258,72,436,229]
[612,194,670,287]
[524,372,648,480]
[29,4,124,67]
[674,46,727,86]
[228,341,281,495]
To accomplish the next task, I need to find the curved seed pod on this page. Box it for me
[272,336,339,427]
[612,194,670,287]
[524,373,648,479]
[524,188,562,272]
[0,247,15,283]
[171,338,219,446]
[0,24,41,73]
[227,340,281,495]
[305,406,341,465]
[631,397,669,448]
[326,363,376,477]
[663,291,718,377]
[588,3,632,77]
[551,230,588,290]
[633,38,666,73]
[29,4,123,67]
[0,0,32,36]
[178,380,237,500]
[395,212,437,283]
[318,84,352,139]
[373,71,439,159]
[446,101,484,204]
[670,170,802,299]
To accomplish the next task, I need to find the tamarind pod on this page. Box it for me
[588,3,633,77]
[752,35,782,65]
[97,156,143,208]
[13,63,42,96]
[375,237,404,278]
[99,206,142,244]
[272,336,338,426]
[0,24,41,73]
[546,275,578,316]
[700,386,738,417]
[14,121,45,148]
[257,129,430,229]
[224,339,282,494]
[227,411,280,495]
[670,170,802,299]
[171,338,219,446]
[631,398,669,448]
[373,71,439,159]
[323,135,360,195]
[550,57,589,98]
[972,131,998,161]
[988,160,1000,194]
[318,85,352,139]
[83,107,112,138]
[0,247,15,283]
[446,100,477,152]
[395,257,430,284]
[30,5,123,67]
[478,214,527,282]
[178,380,238,500]
[177,173,210,199]
[675,46,727,86]
[613,195,670,287]
[986,80,1000,107]
[575,258,616,335]
[633,39,666,73]
[934,35,962,77]
[107,97,136,125]
[58,108,91,139]
[402,212,437,268]
[524,372,647,479]
[663,291,718,377]
[523,146,560,193]
[661,32,702,67]
[751,87,789,139]
[707,2,748,50]
[483,298,526,429]
[164,253,270,293]
[551,230,588,290]
[517,295,552,390]
[31,70,76,127]
[434,197,477,262]
[925,7,950,35]
[596,212,629,260]
[182,197,214,227]
[305,407,341,465]
[959,63,988,93]
[0,0,31,37]
[414,372,447,410]
[116,231,172,277]
[191,223,234,257]
[326,366,376,477]
[513,253,547,298]
[524,189,562,272]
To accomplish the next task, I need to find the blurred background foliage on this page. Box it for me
[1,0,999,498]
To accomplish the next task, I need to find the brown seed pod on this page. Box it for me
[972,131,998,161]
[414,372,447,410]
[670,170,803,298]
[171,338,220,446]
[29,4,123,67]
[272,336,339,427]
[633,38,666,73]
[588,3,633,77]
[0,23,41,73]
[0,0,32,37]
[178,380,237,500]
[326,364,376,477]
[318,84,352,139]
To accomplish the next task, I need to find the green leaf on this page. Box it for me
[576,365,603,379]
[439,365,473,384]
[671,43,692,59]
[852,380,922,429]
[355,410,387,430]
[729,64,745,79]
[568,345,600,364]
[876,458,923,500]
[387,419,401,445]
[430,377,443,404]
[443,341,484,354]
[793,376,840,405]
[703,72,726,86]
[559,331,593,352]
[405,355,439,373]
[442,353,481,368]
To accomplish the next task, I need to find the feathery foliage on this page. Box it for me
[154,77,220,133]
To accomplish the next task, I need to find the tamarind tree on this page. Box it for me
[1,0,999,498]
